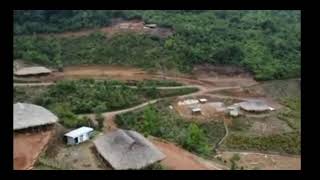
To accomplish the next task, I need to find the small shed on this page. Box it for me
[199,98,208,104]
[64,127,94,145]
[229,109,239,117]
[191,107,202,115]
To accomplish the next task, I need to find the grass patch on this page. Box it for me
[229,117,252,132]
[14,86,48,103]
[35,154,73,170]
[278,96,301,130]
[224,131,300,155]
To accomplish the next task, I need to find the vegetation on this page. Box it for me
[230,153,241,170]
[229,117,252,132]
[49,103,89,128]
[34,79,197,114]
[14,10,300,80]
[14,86,48,103]
[224,131,300,154]
[95,113,105,130]
[141,162,166,170]
[115,100,225,157]
[36,155,72,170]
[278,96,301,130]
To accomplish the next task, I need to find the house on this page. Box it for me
[94,129,165,170]
[14,103,58,130]
[191,107,202,115]
[64,127,94,145]
[14,103,58,170]
[14,66,52,77]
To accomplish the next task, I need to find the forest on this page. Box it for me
[14,10,300,80]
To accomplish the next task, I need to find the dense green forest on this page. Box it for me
[14,10,300,80]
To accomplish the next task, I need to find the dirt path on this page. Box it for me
[150,138,228,170]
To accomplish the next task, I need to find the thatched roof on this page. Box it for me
[94,129,166,170]
[14,66,52,76]
[14,103,58,130]
[238,100,270,112]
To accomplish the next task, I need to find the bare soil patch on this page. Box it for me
[150,138,223,170]
[14,129,53,170]
[61,65,152,81]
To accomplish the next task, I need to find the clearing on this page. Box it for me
[38,19,174,39]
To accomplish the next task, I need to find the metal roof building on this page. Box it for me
[64,127,94,145]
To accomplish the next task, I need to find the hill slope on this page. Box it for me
[14,10,300,80]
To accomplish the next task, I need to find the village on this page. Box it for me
[13,60,300,170]
[13,10,301,170]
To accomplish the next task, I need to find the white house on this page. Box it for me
[64,126,94,145]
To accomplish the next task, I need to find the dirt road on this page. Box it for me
[150,138,228,170]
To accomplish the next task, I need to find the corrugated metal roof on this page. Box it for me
[64,127,93,138]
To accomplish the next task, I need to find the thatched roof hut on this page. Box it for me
[14,66,52,76]
[94,129,166,170]
[14,103,58,130]
[238,100,271,112]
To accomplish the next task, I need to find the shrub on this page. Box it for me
[49,103,89,128]
[95,113,105,130]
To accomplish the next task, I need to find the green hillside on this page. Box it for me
[14,10,300,80]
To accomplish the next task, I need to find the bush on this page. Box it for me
[95,113,105,130]
[49,103,89,128]
[182,123,211,156]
